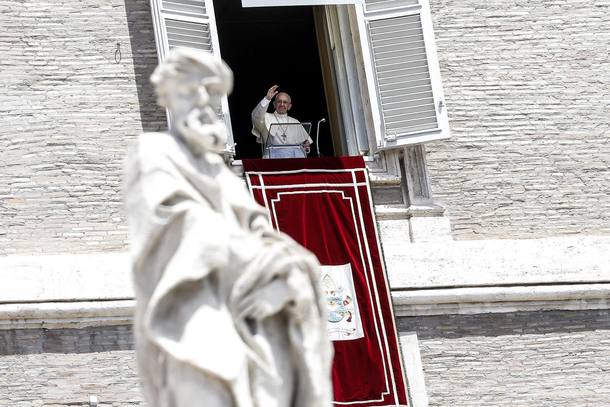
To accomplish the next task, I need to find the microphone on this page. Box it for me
[316,118,326,157]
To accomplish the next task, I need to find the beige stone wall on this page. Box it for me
[2,0,608,252]
[3,310,610,407]
[0,325,142,407]
[401,309,610,406]
[0,0,165,255]
[427,0,610,239]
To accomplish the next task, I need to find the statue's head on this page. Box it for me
[150,48,233,154]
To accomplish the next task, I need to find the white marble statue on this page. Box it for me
[124,48,333,407]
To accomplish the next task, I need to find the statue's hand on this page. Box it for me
[238,278,292,320]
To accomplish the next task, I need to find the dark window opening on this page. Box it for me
[214,1,335,159]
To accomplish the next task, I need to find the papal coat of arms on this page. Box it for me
[320,264,364,341]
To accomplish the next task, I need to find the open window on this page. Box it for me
[149,0,450,159]
[212,1,334,159]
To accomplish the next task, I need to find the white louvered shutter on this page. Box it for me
[149,0,234,148]
[356,0,449,149]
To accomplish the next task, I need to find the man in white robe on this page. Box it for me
[251,85,313,158]
[124,48,333,407]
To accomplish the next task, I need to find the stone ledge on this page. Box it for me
[407,204,445,218]
[375,204,411,220]
[393,284,610,317]
[0,252,132,303]
[385,235,610,288]
[374,204,446,221]
[2,284,610,329]
[368,174,402,185]
[0,300,135,330]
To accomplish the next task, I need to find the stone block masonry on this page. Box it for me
[426,0,610,239]
[399,309,610,406]
[3,0,609,252]
[0,351,144,406]
[2,310,610,406]
[0,325,143,407]
[0,0,165,256]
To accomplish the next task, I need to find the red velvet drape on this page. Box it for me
[244,157,408,406]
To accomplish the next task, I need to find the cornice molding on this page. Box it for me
[392,284,610,317]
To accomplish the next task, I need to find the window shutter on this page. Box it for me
[149,0,234,149]
[356,0,449,149]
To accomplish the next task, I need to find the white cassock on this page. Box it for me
[251,98,313,150]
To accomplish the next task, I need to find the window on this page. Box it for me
[149,0,450,156]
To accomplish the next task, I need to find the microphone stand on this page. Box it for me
[316,118,326,157]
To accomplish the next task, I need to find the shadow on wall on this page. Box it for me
[397,309,610,339]
[123,0,167,133]
[0,326,135,356]
[4,310,609,355]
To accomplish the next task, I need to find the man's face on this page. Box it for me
[274,93,292,115]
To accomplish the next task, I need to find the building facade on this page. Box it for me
[1,0,609,406]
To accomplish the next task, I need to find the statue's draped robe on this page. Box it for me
[125,132,333,407]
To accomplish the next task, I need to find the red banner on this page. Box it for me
[243,157,408,406]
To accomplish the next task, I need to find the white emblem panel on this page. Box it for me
[320,264,365,341]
